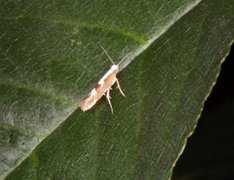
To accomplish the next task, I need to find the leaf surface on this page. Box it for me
[0,0,233,179]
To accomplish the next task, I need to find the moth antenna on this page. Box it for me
[100,46,115,65]
[117,52,129,66]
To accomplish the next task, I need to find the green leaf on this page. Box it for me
[173,53,234,179]
[0,0,233,179]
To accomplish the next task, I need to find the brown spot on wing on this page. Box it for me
[95,83,101,91]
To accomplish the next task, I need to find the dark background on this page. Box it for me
[173,44,234,180]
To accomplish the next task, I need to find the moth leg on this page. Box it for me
[106,89,114,114]
[116,78,125,97]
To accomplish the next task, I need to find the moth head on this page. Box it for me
[110,64,119,72]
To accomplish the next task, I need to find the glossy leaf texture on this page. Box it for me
[0,0,233,179]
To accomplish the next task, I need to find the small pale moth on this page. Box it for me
[80,47,126,113]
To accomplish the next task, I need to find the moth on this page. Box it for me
[80,47,126,113]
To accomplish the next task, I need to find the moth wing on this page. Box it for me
[80,68,118,112]
[80,89,98,111]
